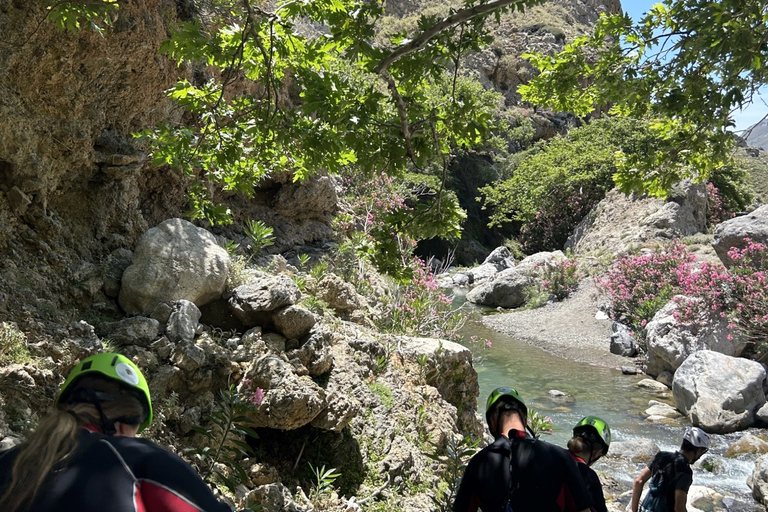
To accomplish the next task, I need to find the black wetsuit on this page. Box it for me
[0,428,232,512]
[641,451,693,512]
[572,456,607,512]
[452,430,592,512]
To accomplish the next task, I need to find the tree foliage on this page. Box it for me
[519,0,768,196]
[481,117,657,251]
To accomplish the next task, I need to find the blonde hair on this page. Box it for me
[0,376,144,512]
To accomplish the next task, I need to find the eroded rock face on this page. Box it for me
[466,268,532,308]
[673,350,766,433]
[227,276,301,326]
[713,205,768,267]
[245,355,327,430]
[315,274,365,314]
[645,298,747,377]
[96,316,160,347]
[272,305,316,340]
[566,181,708,256]
[119,219,230,315]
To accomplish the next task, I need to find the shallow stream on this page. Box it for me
[458,318,761,510]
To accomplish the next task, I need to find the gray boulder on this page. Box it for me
[466,262,504,283]
[645,298,747,377]
[713,205,768,267]
[165,300,202,343]
[566,181,707,256]
[607,439,660,463]
[399,337,481,437]
[466,268,532,308]
[482,246,515,268]
[673,350,766,433]
[285,328,333,376]
[748,453,768,505]
[272,305,316,340]
[610,321,636,356]
[119,219,230,315]
[96,317,160,347]
[316,274,365,314]
[245,355,327,430]
[516,251,566,276]
[227,275,301,326]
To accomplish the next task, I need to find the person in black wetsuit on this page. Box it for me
[0,352,232,512]
[452,386,592,512]
[567,416,612,512]
[630,426,710,512]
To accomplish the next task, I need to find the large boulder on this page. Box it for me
[482,246,515,268]
[165,300,202,344]
[227,276,301,326]
[645,298,747,377]
[515,250,565,276]
[245,355,327,430]
[607,439,660,463]
[96,317,160,347]
[272,305,316,340]
[466,268,532,308]
[748,453,768,505]
[566,181,707,256]
[399,337,481,437]
[315,274,365,314]
[119,219,230,315]
[672,350,766,433]
[712,205,768,267]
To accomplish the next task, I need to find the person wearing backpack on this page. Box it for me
[452,386,592,512]
[567,416,611,512]
[630,426,711,512]
[0,352,233,512]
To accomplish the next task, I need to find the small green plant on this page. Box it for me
[187,385,260,493]
[301,295,331,315]
[227,253,253,290]
[297,253,312,269]
[292,274,308,292]
[366,381,395,410]
[523,285,550,309]
[308,463,341,503]
[219,238,240,256]
[374,342,395,376]
[426,435,480,512]
[244,219,275,254]
[528,408,556,437]
[0,322,30,365]
[308,261,329,282]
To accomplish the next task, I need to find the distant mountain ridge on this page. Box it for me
[746,117,768,151]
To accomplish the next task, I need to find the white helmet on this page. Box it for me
[683,426,710,449]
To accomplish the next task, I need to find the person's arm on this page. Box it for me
[673,489,687,512]
[630,467,652,512]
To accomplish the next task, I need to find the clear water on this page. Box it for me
[459,319,760,507]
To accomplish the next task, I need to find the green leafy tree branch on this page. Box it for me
[519,0,768,196]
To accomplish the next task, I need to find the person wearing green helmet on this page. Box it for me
[567,416,612,512]
[0,352,232,512]
[453,386,592,512]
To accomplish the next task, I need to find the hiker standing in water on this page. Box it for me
[453,386,592,512]
[630,426,710,512]
[567,416,611,512]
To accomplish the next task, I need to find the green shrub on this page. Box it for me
[243,219,275,254]
[0,322,29,365]
[482,117,659,252]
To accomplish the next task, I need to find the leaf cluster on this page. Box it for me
[188,385,260,494]
[519,0,768,195]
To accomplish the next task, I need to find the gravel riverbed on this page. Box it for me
[482,279,639,369]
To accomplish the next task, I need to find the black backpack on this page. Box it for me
[640,452,686,512]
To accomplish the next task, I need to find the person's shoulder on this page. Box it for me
[100,435,186,466]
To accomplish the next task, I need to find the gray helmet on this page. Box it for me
[683,426,710,449]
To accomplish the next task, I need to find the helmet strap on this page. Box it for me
[70,388,117,436]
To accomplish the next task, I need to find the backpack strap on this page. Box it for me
[508,437,536,509]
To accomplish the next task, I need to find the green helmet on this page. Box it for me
[573,416,611,454]
[56,353,153,433]
[486,386,527,428]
